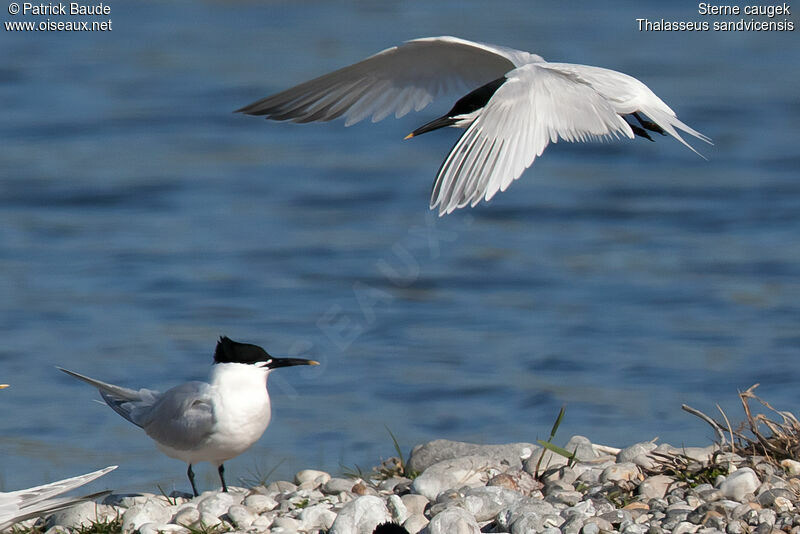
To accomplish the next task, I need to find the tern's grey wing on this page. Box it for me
[137,381,216,452]
[237,36,534,126]
[0,466,116,530]
[58,368,159,428]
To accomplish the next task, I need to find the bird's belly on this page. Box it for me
[154,403,271,466]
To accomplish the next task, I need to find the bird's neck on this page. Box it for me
[209,362,268,393]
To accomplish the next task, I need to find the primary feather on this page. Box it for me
[238,36,710,215]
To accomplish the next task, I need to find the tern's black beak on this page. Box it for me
[405,116,458,139]
[264,357,319,369]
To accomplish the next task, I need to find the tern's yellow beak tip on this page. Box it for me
[404,133,415,140]
[0,384,9,389]
[308,360,320,366]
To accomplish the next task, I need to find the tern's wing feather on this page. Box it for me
[137,381,216,452]
[431,63,634,215]
[236,36,530,126]
[542,63,712,155]
[0,466,117,530]
[58,368,159,428]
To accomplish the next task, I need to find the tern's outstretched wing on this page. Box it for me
[0,466,117,530]
[58,368,159,428]
[136,381,216,452]
[236,36,536,126]
[430,62,712,215]
[542,63,712,155]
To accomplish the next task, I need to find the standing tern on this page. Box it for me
[59,337,318,497]
[0,466,117,531]
[237,36,711,215]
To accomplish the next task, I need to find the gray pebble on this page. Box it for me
[402,513,429,534]
[196,492,234,518]
[45,502,117,530]
[426,506,481,534]
[410,455,501,500]
[225,504,255,529]
[718,468,760,501]
[122,499,172,533]
[400,494,429,516]
[243,493,278,513]
[298,503,337,531]
[407,439,536,473]
[329,495,390,534]
[323,477,356,495]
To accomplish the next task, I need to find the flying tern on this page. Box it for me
[0,466,117,531]
[237,36,711,215]
[59,337,318,497]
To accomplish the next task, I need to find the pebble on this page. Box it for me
[17,438,800,534]
[426,506,481,534]
[410,455,501,500]
[406,439,537,473]
[329,495,390,534]
[719,467,760,501]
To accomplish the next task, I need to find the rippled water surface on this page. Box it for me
[1,1,798,493]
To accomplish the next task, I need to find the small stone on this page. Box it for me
[407,439,537,473]
[757,508,777,527]
[546,490,582,506]
[719,468,760,501]
[196,492,234,518]
[618,442,658,465]
[541,465,578,485]
[780,459,800,476]
[727,519,746,534]
[172,506,200,527]
[351,481,379,496]
[198,511,222,528]
[582,522,600,534]
[585,516,615,532]
[402,514,429,534]
[400,494,429,516]
[638,474,675,500]
[561,515,585,534]
[139,523,188,534]
[329,495,390,534]
[243,493,278,513]
[410,455,502,500]
[46,502,117,530]
[462,486,522,522]
[601,509,633,526]
[122,499,172,533]
[323,477,356,494]
[266,480,298,494]
[225,504,255,529]
[673,521,700,534]
[757,487,795,507]
[601,462,642,483]
[386,494,408,524]
[271,515,300,532]
[426,506,481,534]
[298,503,336,532]
[251,514,273,531]
[295,469,331,487]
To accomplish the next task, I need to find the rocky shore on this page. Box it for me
[18,436,800,534]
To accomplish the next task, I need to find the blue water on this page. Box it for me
[1,1,798,495]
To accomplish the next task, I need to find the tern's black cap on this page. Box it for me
[213,336,272,364]
[373,523,410,534]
